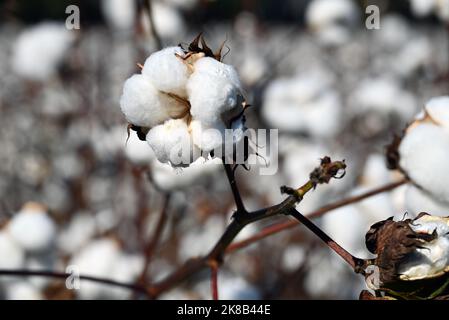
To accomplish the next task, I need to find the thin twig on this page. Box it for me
[227,178,408,253]
[209,260,219,300]
[144,0,163,50]
[0,269,150,296]
[137,193,171,285]
[287,208,365,273]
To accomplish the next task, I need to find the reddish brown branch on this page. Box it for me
[209,260,219,300]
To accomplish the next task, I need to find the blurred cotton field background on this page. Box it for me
[0,0,449,300]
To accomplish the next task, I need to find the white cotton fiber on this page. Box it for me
[306,0,358,30]
[405,185,449,217]
[425,96,449,128]
[190,120,225,153]
[188,69,242,126]
[120,74,171,128]
[143,46,190,98]
[101,0,136,31]
[6,282,43,300]
[0,231,25,269]
[146,119,199,166]
[399,123,449,203]
[12,23,75,81]
[124,131,155,164]
[192,57,242,89]
[8,204,56,252]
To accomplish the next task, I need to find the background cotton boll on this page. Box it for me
[57,213,96,255]
[425,96,449,128]
[409,0,436,17]
[142,46,190,98]
[120,74,171,128]
[12,23,75,81]
[145,2,185,39]
[69,238,121,299]
[101,0,136,32]
[393,38,431,77]
[405,185,449,217]
[107,254,144,299]
[8,203,56,252]
[375,15,410,49]
[6,282,42,300]
[124,132,155,164]
[281,245,307,272]
[399,123,449,203]
[147,119,200,166]
[238,53,268,86]
[306,0,359,35]
[0,231,25,269]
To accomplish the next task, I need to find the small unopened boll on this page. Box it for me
[120,38,247,168]
[399,97,449,204]
[8,202,56,252]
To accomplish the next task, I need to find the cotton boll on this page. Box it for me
[188,67,242,126]
[12,23,75,81]
[142,46,190,98]
[146,119,200,166]
[393,38,431,77]
[120,74,172,128]
[107,254,144,299]
[6,282,42,300]
[101,0,136,31]
[58,213,97,255]
[69,238,121,299]
[8,203,56,252]
[124,131,155,164]
[349,77,416,122]
[399,123,449,203]
[0,231,25,269]
[150,157,221,191]
[190,120,226,153]
[409,0,436,17]
[405,185,449,217]
[151,2,185,38]
[239,53,268,86]
[281,245,307,272]
[399,215,449,280]
[306,0,358,29]
[425,96,449,128]
[376,15,410,49]
[192,57,242,89]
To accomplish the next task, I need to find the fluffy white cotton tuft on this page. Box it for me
[146,119,200,166]
[120,74,171,128]
[399,123,449,203]
[12,23,75,81]
[399,215,449,280]
[425,96,449,128]
[8,203,56,252]
[142,46,190,98]
[0,231,25,269]
[101,0,136,31]
[306,0,358,29]
[124,131,155,164]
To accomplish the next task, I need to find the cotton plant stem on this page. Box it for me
[226,178,408,254]
[287,207,365,272]
[146,158,346,298]
[0,269,150,296]
[209,260,219,300]
[144,0,163,50]
[223,163,246,213]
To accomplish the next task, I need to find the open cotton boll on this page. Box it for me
[306,0,359,34]
[405,186,449,217]
[409,0,436,17]
[376,15,410,49]
[57,213,97,254]
[124,131,155,164]
[151,157,221,191]
[8,203,56,252]
[281,245,307,273]
[146,119,200,166]
[399,124,449,203]
[142,46,190,98]
[190,120,226,153]
[188,63,243,126]
[398,215,449,280]
[120,74,172,128]
[151,2,185,38]
[101,0,135,31]
[107,254,144,299]
[0,231,25,269]
[6,282,43,300]
[393,38,431,77]
[192,57,242,89]
[12,23,75,81]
